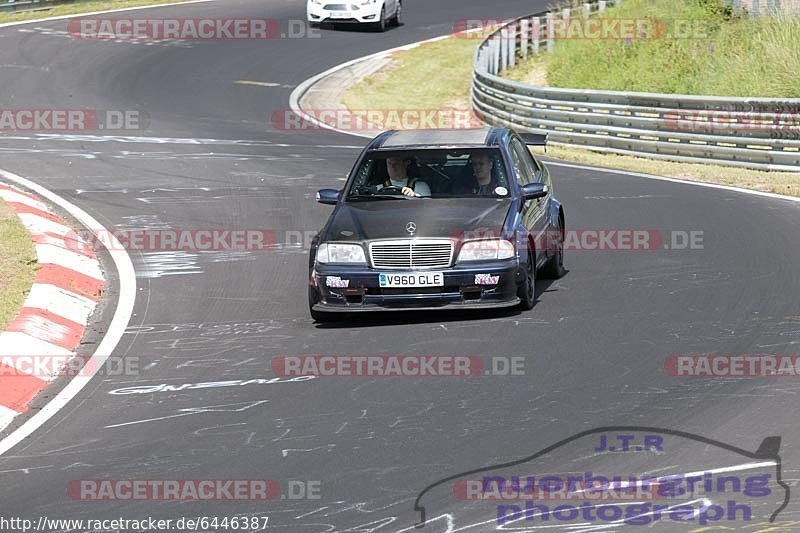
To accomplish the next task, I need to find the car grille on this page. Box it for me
[323,4,350,10]
[369,240,454,269]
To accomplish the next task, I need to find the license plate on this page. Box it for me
[379,272,444,288]
[329,12,350,18]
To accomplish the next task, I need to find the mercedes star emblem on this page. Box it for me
[406,222,417,234]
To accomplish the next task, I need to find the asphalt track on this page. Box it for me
[0,0,799,531]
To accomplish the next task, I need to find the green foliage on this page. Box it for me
[538,0,800,96]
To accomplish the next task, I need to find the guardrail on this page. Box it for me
[1,0,73,13]
[472,0,800,171]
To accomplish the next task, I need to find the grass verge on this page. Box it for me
[341,37,478,112]
[340,33,800,197]
[526,0,800,97]
[0,197,37,330]
[0,0,195,25]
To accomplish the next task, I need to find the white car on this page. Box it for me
[307,0,402,32]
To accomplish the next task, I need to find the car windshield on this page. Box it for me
[344,148,511,200]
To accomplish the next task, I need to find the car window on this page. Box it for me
[509,138,537,185]
[345,148,511,200]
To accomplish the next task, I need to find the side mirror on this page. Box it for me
[316,189,340,205]
[521,183,548,200]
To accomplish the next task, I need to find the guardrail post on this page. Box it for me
[520,19,529,59]
[509,26,514,67]
[583,3,591,17]
[500,31,507,72]
[492,39,500,75]
[532,16,540,54]
[599,0,607,12]
[546,11,555,52]
[508,23,517,68]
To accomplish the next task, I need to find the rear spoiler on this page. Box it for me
[520,133,548,152]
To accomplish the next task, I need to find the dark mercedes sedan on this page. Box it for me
[308,127,565,321]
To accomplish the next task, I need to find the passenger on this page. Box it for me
[380,157,431,197]
[452,153,497,195]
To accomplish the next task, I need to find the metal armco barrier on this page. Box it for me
[472,0,800,171]
[1,0,73,13]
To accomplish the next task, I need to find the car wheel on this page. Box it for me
[308,20,320,29]
[391,1,401,26]
[517,248,536,310]
[310,308,335,323]
[540,217,566,279]
[373,6,387,32]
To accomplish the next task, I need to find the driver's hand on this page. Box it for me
[401,187,418,197]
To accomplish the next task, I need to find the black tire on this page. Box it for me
[517,248,536,310]
[372,6,387,32]
[540,217,566,279]
[391,1,401,26]
[310,308,334,323]
[308,20,320,29]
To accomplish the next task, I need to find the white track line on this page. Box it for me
[0,0,215,29]
[289,39,800,205]
[0,406,17,433]
[545,160,800,204]
[0,168,136,456]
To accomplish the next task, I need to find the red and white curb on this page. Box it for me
[0,182,104,433]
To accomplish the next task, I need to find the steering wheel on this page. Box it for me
[379,185,406,195]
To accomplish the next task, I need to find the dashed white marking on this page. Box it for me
[105,400,270,429]
[281,444,336,457]
[136,251,202,278]
[234,80,284,88]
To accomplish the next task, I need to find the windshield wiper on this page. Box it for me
[347,194,408,201]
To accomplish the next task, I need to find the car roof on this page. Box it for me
[368,127,510,150]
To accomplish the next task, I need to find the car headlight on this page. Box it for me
[457,239,515,262]
[316,243,367,264]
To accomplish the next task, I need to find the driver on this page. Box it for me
[380,157,431,197]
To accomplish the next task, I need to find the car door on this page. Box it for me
[509,137,548,268]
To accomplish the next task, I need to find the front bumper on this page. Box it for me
[310,261,522,312]
[307,3,383,24]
